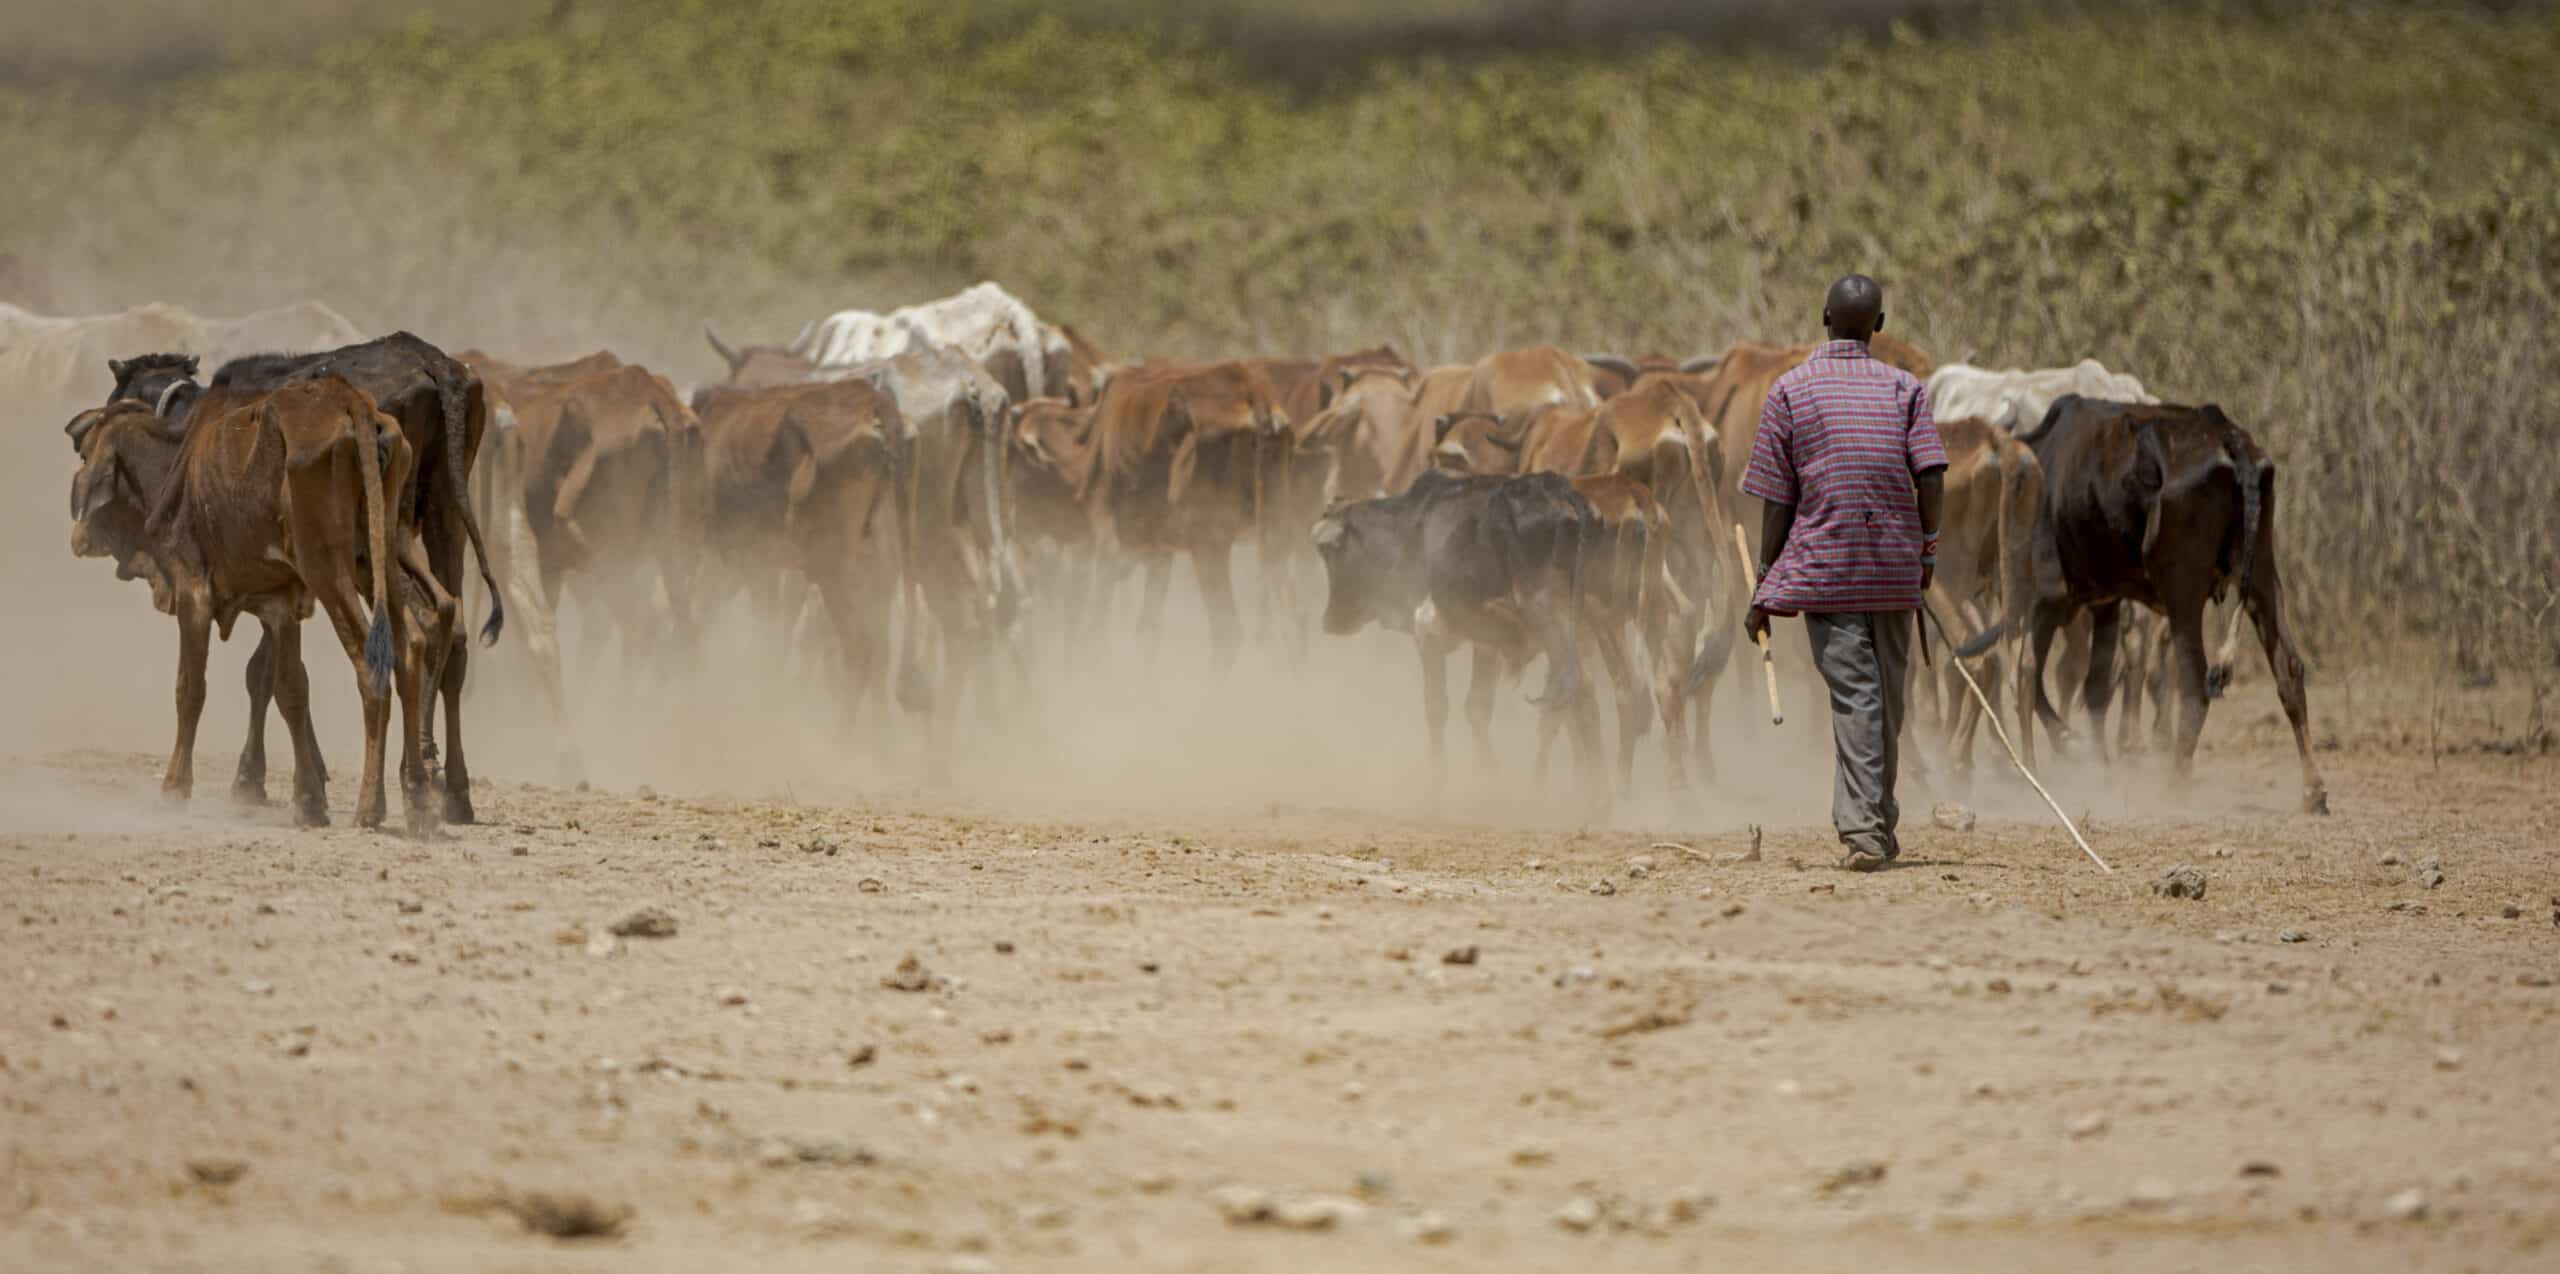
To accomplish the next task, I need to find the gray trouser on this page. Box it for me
[1805,610,1912,858]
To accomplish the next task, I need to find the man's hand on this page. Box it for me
[1920,559,1935,594]
[1745,606,1772,645]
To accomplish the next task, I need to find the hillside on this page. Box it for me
[5,0,2557,670]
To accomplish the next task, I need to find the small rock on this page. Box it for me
[715,986,749,1007]
[1589,878,1618,897]
[2435,1047,2465,1071]
[1210,1185,1275,1225]
[2521,971,2555,988]
[2413,856,2445,890]
[2266,981,2291,995]
[1511,1144,1554,1166]
[1553,966,1596,988]
[993,940,1015,954]
[585,931,622,958]
[2377,851,2404,867]
[185,1157,250,1186]
[241,979,275,997]
[2418,868,2445,890]
[1397,1210,1456,1244]
[1355,1170,1393,1198]
[2067,1111,2110,1139]
[1627,854,1656,877]
[2503,903,2523,920]
[1525,859,1545,871]
[2152,865,2208,901]
[2382,1187,2429,1222]
[2278,929,2309,944]
[1820,1159,1887,1194]
[2240,1160,2282,1178]
[856,877,886,894]
[1135,1172,1176,1195]
[1931,803,1977,832]
[609,906,678,939]
[387,944,421,965]
[846,1043,877,1068]
[395,897,424,915]
[1274,1195,1363,1231]
[1985,977,2012,995]
[1441,945,1480,966]
[1553,1195,1604,1231]
[2386,900,2426,914]
[880,954,934,992]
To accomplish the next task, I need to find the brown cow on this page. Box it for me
[1685,332,1935,539]
[1964,395,2326,813]
[1462,345,1605,418]
[1916,416,2043,779]
[1080,360,1286,672]
[68,381,443,832]
[463,352,705,783]
[1009,396,1105,662]
[689,379,909,728]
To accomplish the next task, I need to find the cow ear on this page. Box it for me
[1338,366,1360,393]
[182,355,200,375]
[108,358,128,381]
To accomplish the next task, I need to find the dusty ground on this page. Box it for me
[4,712,2557,1273]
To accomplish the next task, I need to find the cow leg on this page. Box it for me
[307,573,392,829]
[2026,600,2074,756]
[265,616,328,826]
[1586,622,1646,797]
[1654,648,1697,799]
[426,517,478,822]
[2149,616,2179,753]
[2245,564,2329,814]
[1134,553,1174,669]
[393,570,436,840]
[164,589,214,806]
[231,625,277,806]
[1191,542,1242,678]
[1417,634,1454,792]
[2080,603,2123,764]
[1464,646,1501,773]
[2207,600,2249,700]
[2163,599,2212,789]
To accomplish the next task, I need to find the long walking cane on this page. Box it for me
[1732,524,1783,725]
[1919,602,2112,874]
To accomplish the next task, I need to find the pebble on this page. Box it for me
[185,1157,250,1186]
[1931,803,1977,832]
[2067,1111,2110,1139]
[2435,1047,2465,1071]
[1554,966,1597,988]
[241,980,274,997]
[856,877,886,894]
[1397,1210,1456,1244]
[715,986,749,1007]
[880,954,935,992]
[1553,1195,1604,1231]
[1273,1195,1363,1231]
[994,940,1016,954]
[2377,851,2404,867]
[387,944,421,965]
[846,1043,877,1067]
[586,932,622,958]
[1355,1170,1393,1198]
[2278,929,2309,944]
[1209,1185,1275,1225]
[1627,855,1656,877]
[2382,1187,2429,1222]
[1984,977,2012,994]
[395,897,424,915]
[1441,945,1480,966]
[1589,879,1618,897]
[1820,1159,1888,1194]
[1511,1144,1554,1166]
[2502,903,2523,920]
[2414,856,2445,890]
[2152,865,2208,901]
[2239,1160,2282,1178]
[608,906,678,939]
[2521,971,2555,988]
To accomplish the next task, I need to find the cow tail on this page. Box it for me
[359,402,395,694]
[1534,500,1587,711]
[2227,418,2262,605]
[445,373,505,645]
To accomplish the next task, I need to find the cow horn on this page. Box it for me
[703,322,745,373]
[153,379,187,417]
[1679,354,1722,374]
[1311,515,1347,550]
[64,407,106,446]
[786,317,818,357]
[1581,353,1640,383]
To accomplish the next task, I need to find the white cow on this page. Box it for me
[1927,358,2156,433]
[2,299,364,409]
[793,281,1069,406]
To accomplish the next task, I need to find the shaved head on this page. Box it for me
[1822,273,1885,341]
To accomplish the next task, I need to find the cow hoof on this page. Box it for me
[230,781,268,808]
[2303,787,2330,816]
[2205,665,2232,699]
[443,791,477,825]
[294,801,329,829]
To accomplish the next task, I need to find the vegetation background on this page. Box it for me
[5,0,2556,729]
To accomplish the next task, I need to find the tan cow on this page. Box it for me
[1918,416,2044,778]
[68,381,444,832]
[1462,345,1605,417]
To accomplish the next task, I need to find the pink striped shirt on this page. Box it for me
[1742,340,1946,614]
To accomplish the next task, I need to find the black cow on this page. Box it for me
[1964,395,2325,813]
[1311,470,1605,801]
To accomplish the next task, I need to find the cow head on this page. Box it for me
[1311,497,1413,637]
[703,321,818,388]
[66,403,179,604]
[1432,410,1525,475]
[105,352,201,419]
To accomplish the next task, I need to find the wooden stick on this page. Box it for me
[1921,603,2113,874]
[1733,523,1783,724]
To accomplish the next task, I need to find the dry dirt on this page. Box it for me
[4,705,2557,1272]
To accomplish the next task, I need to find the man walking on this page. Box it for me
[1742,274,1946,871]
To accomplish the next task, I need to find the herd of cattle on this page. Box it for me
[37,280,2328,834]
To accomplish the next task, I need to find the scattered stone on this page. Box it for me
[846,1043,877,1068]
[2278,929,2309,944]
[2240,1160,2282,1178]
[1210,1185,1275,1225]
[1013,1200,1071,1229]
[2521,971,2555,988]
[1511,1144,1554,1167]
[881,954,935,993]
[1819,1159,1887,1195]
[2377,851,2404,867]
[609,906,678,939]
[1931,803,1977,832]
[1553,966,1597,988]
[2152,865,2208,901]
[1984,977,2012,995]
[993,940,1016,955]
[1441,945,1480,966]
[585,932,621,958]
[241,979,274,997]
[2386,900,2427,914]
[387,944,422,965]
[1553,1195,1604,1231]
[2414,856,2445,890]
[2067,1111,2111,1140]
[1274,1195,1363,1231]
[395,897,425,915]
[1627,855,1655,879]
[2266,981,2292,995]
[2502,903,2523,920]
[799,835,841,856]
[1742,825,1764,862]
[1134,1172,1176,1195]
[2382,1187,2429,1222]
[856,877,886,894]
[1397,1210,1456,1244]
[715,986,749,1007]
[1355,1170,1394,1198]
[1589,878,1618,897]
[185,1157,250,1186]
[2435,1047,2465,1071]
